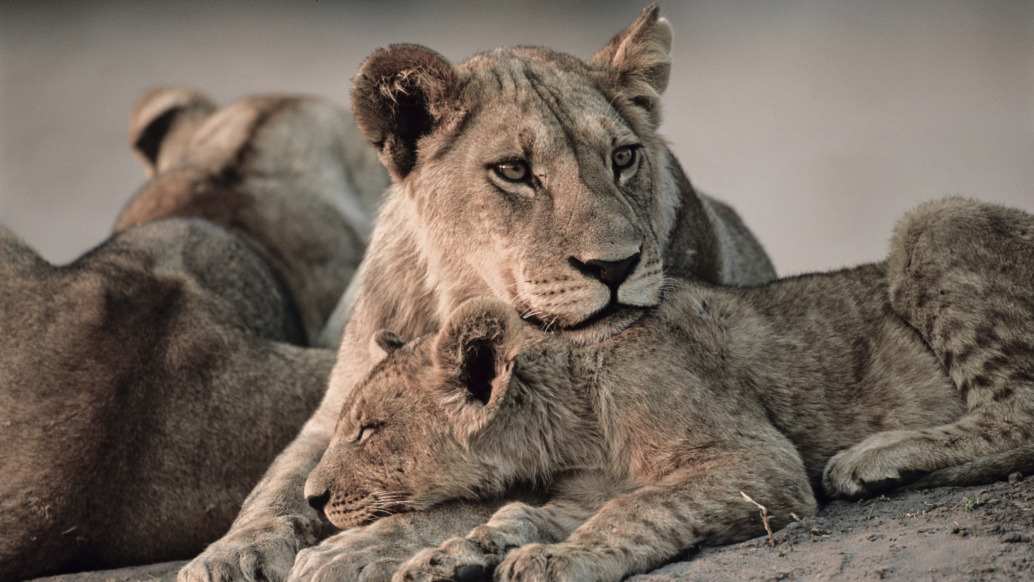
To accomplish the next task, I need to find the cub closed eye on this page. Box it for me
[493,160,529,183]
[356,422,382,443]
[612,145,638,171]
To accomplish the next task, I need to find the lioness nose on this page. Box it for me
[570,253,640,289]
[306,489,330,514]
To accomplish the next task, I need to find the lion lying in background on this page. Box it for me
[305,198,1034,581]
[0,88,387,581]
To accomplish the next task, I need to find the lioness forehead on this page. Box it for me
[461,49,616,116]
[457,50,634,159]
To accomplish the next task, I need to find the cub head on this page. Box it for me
[116,87,388,344]
[304,298,562,529]
[353,5,679,344]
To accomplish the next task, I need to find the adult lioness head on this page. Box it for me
[352,4,771,344]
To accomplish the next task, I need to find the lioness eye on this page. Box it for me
[494,160,528,182]
[612,145,637,170]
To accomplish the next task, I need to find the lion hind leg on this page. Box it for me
[858,197,1034,497]
[907,442,1034,490]
[823,402,1034,498]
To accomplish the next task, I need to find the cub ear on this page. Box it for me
[128,87,217,177]
[432,298,524,430]
[352,44,462,181]
[589,4,673,119]
[368,329,409,362]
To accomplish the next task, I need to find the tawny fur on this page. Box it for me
[307,197,1034,582]
[179,6,777,582]
[0,89,387,581]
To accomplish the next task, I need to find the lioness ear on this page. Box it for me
[128,87,217,177]
[369,329,408,362]
[433,298,524,430]
[589,4,673,119]
[352,44,462,181]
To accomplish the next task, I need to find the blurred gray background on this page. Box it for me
[2,0,1031,276]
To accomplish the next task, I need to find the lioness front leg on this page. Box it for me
[290,500,508,582]
[393,500,593,582]
[498,466,814,582]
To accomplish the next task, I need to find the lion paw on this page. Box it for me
[823,432,928,498]
[392,538,491,582]
[496,543,611,582]
[178,534,297,582]
[289,532,402,582]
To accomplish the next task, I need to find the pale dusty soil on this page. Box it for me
[32,474,1033,582]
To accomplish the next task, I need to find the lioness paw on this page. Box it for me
[290,544,397,582]
[178,537,296,582]
[392,538,490,582]
[496,543,612,582]
[289,530,407,582]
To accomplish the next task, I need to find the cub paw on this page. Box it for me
[823,433,928,499]
[393,538,491,582]
[496,543,609,582]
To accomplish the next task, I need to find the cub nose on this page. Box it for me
[570,253,640,289]
[306,489,330,514]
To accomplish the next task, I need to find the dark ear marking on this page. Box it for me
[433,298,525,411]
[458,338,499,406]
[127,87,217,176]
[352,44,462,180]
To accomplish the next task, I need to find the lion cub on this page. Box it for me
[305,197,1034,581]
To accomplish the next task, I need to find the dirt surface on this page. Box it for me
[31,475,1032,582]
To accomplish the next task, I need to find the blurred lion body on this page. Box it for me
[0,89,387,581]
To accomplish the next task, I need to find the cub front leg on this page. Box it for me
[499,448,814,582]
[394,501,592,582]
[289,500,504,582]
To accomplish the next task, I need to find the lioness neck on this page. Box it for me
[350,189,454,341]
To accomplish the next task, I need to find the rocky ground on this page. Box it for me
[32,475,1033,582]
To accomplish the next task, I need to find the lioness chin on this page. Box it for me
[307,197,1034,582]
[180,5,777,582]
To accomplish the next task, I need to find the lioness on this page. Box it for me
[0,89,386,581]
[180,6,776,582]
[306,198,1034,581]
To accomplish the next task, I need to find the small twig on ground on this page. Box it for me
[790,512,831,536]
[741,491,776,546]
